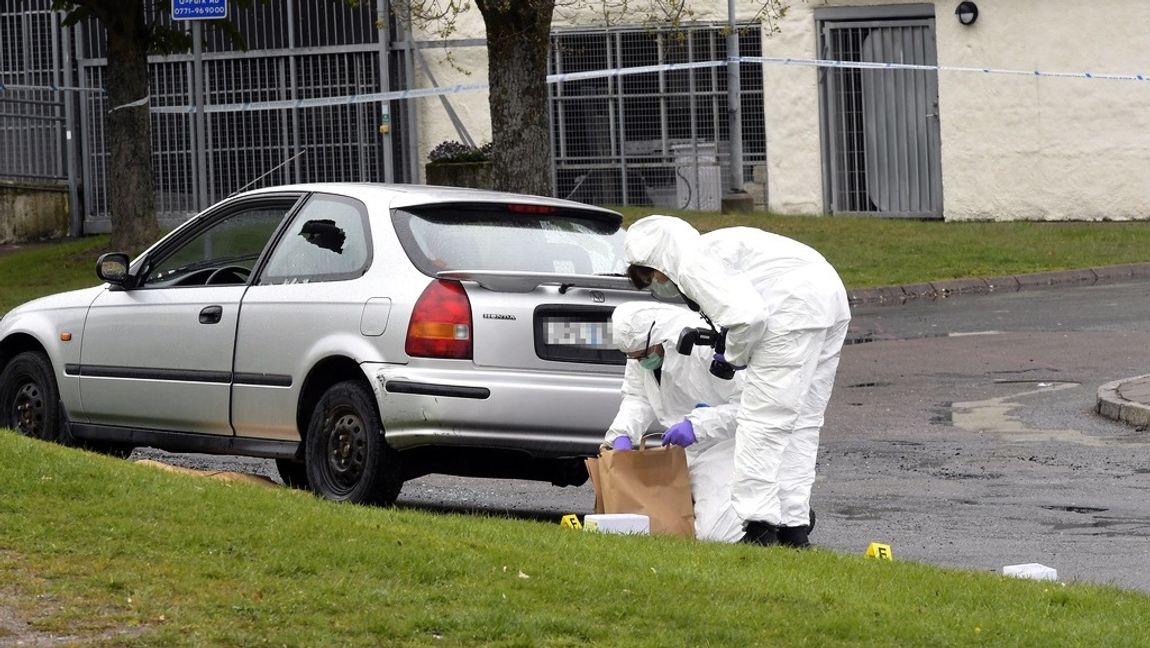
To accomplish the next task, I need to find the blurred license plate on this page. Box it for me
[543,320,614,349]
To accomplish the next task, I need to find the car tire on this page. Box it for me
[0,351,62,442]
[304,381,401,506]
[275,458,309,489]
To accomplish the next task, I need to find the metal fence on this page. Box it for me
[550,24,767,209]
[0,5,67,181]
[70,0,410,231]
[2,1,763,235]
[1,0,412,232]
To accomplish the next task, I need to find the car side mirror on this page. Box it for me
[96,252,131,286]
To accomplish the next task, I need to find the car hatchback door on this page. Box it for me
[76,196,300,435]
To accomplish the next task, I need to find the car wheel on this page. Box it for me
[0,351,62,442]
[275,458,309,489]
[304,381,401,506]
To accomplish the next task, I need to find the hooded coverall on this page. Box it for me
[604,301,745,543]
[624,216,851,530]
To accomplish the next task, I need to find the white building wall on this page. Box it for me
[763,0,1150,221]
[408,12,489,183]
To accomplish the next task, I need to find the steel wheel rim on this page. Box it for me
[325,408,367,490]
[12,381,44,438]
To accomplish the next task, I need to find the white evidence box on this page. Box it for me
[583,514,651,535]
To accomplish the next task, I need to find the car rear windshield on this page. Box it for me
[392,203,626,277]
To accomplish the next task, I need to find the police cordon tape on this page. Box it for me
[5,54,1150,114]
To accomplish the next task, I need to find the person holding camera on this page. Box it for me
[623,215,850,548]
[604,301,745,543]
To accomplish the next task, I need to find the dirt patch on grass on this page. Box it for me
[0,571,147,647]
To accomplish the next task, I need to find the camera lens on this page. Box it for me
[710,359,735,380]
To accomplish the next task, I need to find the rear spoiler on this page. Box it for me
[437,270,640,293]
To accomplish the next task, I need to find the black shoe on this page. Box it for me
[739,521,780,546]
[778,525,810,549]
[808,508,816,534]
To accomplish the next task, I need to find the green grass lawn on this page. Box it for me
[0,235,110,316]
[4,430,1149,647]
[7,213,1150,316]
[615,207,1150,288]
[7,216,1150,643]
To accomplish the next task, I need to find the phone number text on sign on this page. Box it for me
[172,0,227,20]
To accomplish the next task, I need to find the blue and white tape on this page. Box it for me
[3,55,1149,114]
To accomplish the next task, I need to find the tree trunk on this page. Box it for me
[476,0,555,197]
[103,3,160,253]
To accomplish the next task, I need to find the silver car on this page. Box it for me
[0,183,646,505]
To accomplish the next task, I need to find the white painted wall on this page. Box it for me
[407,10,489,182]
[763,0,1150,220]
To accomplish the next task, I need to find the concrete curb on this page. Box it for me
[847,262,1150,308]
[1096,374,1150,429]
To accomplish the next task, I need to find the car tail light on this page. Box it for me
[507,203,558,215]
[406,279,473,359]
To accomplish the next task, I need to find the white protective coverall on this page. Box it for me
[604,301,745,543]
[624,216,851,529]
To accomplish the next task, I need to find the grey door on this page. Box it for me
[819,15,943,217]
[77,198,296,435]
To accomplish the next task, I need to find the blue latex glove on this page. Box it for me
[611,436,634,451]
[661,419,696,447]
[713,352,746,370]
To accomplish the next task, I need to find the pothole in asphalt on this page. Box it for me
[833,505,893,521]
[934,468,1004,480]
[1041,505,1109,514]
[930,402,953,425]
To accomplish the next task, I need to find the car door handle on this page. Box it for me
[199,305,223,324]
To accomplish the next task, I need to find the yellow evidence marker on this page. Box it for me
[560,514,583,530]
[865,542,893,560]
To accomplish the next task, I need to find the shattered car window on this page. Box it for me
[260,194,371,284]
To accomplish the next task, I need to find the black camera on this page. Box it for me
[675,326,720,355]
[675,326,736,380]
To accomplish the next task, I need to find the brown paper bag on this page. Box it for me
[585,456,605,515]
[587,444,695,538]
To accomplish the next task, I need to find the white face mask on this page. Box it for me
[650,277,680,300]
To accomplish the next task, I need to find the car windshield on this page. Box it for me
[392,203,626,276]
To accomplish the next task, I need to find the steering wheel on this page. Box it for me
[204,266,251,286]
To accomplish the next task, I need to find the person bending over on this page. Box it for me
[623,216,849,548]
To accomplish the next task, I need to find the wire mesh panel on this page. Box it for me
[76,60,197,220]
[820,19,942,217]
[550,24,766,209]
[71,0,401,230]
[0,2,65,181]
[293,52,383,186]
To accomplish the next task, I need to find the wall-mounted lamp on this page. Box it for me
[955,1,979,26]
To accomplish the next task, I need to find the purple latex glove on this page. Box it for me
[713,352,746,370]
[661,419,696,447]
[611,436,634,451]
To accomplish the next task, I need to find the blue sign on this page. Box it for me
[172,0,227,21]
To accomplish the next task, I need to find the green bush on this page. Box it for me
[427,140,492,164]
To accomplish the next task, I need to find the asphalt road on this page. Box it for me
[137,279,1150,593]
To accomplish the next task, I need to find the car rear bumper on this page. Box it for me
[366,363,623,457]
